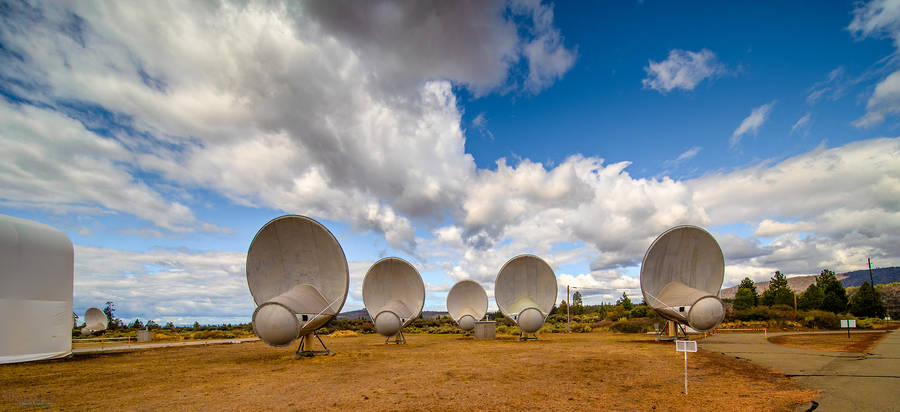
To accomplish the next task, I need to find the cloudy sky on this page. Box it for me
[2,0,899,324]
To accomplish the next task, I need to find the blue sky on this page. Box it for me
[2,0,899,324]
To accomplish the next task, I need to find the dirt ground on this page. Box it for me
[768,331,888,353]
[0,332,817,411]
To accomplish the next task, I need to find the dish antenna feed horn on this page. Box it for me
[640,225,726,340]
[495,254,557,341]
[362,257,425,344]
[246,215,349,357]
[446,280,488,334]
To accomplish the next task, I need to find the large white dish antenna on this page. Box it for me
[495,254,557,338]
[362,257,425,342]
[247,215,349,349]
[446,280,488,332]
[80,307,108,336]
[640,225,725,332]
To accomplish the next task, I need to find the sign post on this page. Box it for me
[840,319,857,338]
[675,340,697,395]
[566,285,570,333]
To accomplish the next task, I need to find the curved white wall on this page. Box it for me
[0,215,74,364]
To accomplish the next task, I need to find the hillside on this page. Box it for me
[840,267,900,287]
[720,266,900,299]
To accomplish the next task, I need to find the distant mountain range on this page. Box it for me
[720,266,900,299]
[337,309,449,319]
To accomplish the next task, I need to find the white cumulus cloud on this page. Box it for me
[848,0,900,127]
[642,49,725,94]
[0,0,576,251]
[854,70,900,128]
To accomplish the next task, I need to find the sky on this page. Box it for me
[2,0,899,325]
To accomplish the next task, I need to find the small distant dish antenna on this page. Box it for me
[247,215,349,356]
[640,225,726,339]
[362,257,425,344]
[80,307,108,336]
[446,280,488,333]
[495,254,557,341]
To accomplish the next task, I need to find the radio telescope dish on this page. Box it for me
[495,254,557,340]
[247,215,349,356]
[640,225,725,335]
[80,307,108,336]
[362,257,425,344]
[446,280,488,332]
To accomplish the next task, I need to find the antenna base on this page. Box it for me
[656,321,688,341]
[518,332,538,341]
[294,332,330,358]
[384,330,407,344]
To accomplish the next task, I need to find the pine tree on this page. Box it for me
[817,269,848,313]
[616,292,633,311]
[798,283,824,310]
[739,277,759,305]
[733,277,759,310]
[849,282,886,318]
[558,300,569,317]
[761,271,794,306]
[103,301,118,330]
[572,291,584,315]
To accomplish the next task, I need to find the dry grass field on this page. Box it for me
[0,332,817,411]
[768,331,888,353]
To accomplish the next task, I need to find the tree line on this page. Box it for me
[733,269,887,318]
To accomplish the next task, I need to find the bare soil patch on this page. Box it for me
[1,332,816,411]
[768,332,888,353]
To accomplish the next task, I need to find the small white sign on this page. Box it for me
[676,340,697,353]
[841,319,857,328]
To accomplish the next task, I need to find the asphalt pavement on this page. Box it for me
[701,330,899,411]
[72,337,260,354]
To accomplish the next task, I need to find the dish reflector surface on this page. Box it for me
[247,215,349,315]
[495,255,557,333]
[447,280,488,331]
[246,215,349,346]
[640,225,725,332]
[363,257,425,336]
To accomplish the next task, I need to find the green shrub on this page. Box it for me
[802,310,840,329]
[629,305,649,318]
[191,330,236,340]
[609,319,652,333]
[733,307,778,321]
[571,323,592,333]
[856,317,875,329]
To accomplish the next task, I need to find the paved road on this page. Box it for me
[72,337,260,354]
[702,330,899,411]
